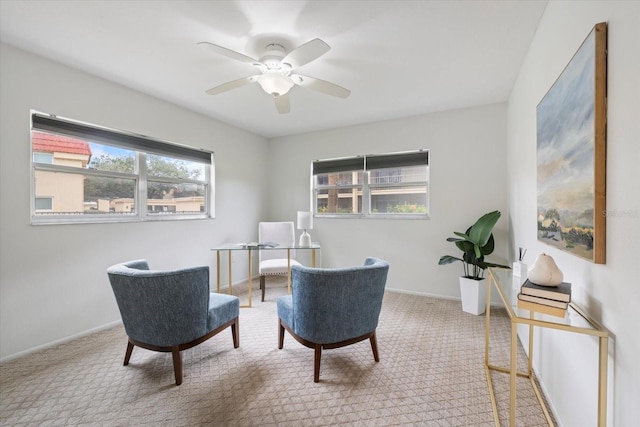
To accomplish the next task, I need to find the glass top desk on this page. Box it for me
[485,268,609,427]
[210,243,320,308]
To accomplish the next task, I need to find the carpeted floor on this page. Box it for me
[0,278,555,426]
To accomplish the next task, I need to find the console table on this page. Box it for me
[485,268,609,427]
[210,243,320,308]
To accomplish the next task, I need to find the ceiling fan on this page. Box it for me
[198,38,350,114]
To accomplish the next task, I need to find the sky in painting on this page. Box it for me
[537,29,595,217]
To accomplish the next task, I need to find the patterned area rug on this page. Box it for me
[0,278,555,426]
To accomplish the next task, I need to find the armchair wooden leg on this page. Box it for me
[260,276,266,302]
[370,332,380,362]
[172,346,182,386]
[231,317,239,348]
[314,344,322,383]
[278,319,285,349]
[123,341,134,366]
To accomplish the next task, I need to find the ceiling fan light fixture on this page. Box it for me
[257,73,294,96]
[201,37,349,111]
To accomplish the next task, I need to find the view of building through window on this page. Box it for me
[312,151,429,218]
[316,171,364,214]
[31,124,211,223]
[369,165,428,214]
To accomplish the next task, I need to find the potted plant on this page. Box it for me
[439,210,509,315]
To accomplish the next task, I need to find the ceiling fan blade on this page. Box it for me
[198,41,258,64]
[291,74,351,99]
[205,76,256,95]
[281,38,330,69]
[274,94,290,114]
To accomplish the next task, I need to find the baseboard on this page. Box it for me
[385,287,460,301]
[533,368,565,427]
[385,287,512,310]
[0,320,122,363]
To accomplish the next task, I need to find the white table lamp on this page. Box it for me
[297,211,313,247]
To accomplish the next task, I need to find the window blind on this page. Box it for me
[312,156,365,175]
[365,150,428,170]
[32,113,213,164]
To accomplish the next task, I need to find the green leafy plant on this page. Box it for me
[387,202,427,213]
[438,210,509,279]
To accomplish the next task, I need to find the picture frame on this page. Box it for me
[536,22,607,264]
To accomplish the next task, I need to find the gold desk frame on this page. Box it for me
[485,268,609,427]
[211,244,319,308]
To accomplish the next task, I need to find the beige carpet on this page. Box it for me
[1,278,555,426]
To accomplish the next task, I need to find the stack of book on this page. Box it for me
[517,279,571,318]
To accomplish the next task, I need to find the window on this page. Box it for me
[312,150,429,219]
[35,197,53,211]
[33,152,53,164]
[31,111,214,224]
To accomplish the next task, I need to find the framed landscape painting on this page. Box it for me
[536,22,607,264]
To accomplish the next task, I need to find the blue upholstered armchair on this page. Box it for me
[277,257,389,382]
[107,260,240,385]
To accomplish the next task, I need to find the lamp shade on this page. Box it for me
[297,211,313,230]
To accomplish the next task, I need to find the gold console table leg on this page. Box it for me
[246,248,252,308]
[510,321,518,426]
[286,248,291,294]
[484,274,500,427]
[216,250,221,293]
[227,250,232,295]
[598,336,608,426]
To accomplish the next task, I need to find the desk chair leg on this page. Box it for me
[260,276,266,302]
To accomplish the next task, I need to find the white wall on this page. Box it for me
[267,103,509,298]
[5,3,636,422]
[0,43,269,360]
[507,2,640,426]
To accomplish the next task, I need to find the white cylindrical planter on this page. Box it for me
[459,277,487,315]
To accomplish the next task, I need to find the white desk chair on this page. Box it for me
[258,221,301,301]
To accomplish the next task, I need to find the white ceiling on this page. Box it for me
[0,0,547,138]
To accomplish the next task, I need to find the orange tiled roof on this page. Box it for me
[32,132,92,157]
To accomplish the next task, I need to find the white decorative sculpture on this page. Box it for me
[528,253,564,286]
